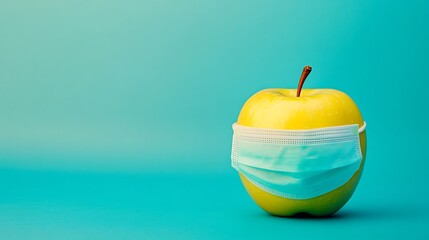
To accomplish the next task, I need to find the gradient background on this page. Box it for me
[1,0,428,239]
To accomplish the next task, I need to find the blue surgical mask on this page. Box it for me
[231,122,366,200]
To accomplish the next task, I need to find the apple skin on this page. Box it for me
[237,88,366,217]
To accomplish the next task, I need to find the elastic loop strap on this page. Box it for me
[358,121,366,134]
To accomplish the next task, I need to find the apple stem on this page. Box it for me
[296,66,312,97]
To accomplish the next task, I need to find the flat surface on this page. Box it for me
[1,167,428,239]
[1,0,428,239]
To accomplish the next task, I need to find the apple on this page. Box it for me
[236,66,366,217]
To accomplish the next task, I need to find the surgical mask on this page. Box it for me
[231,122,366,200]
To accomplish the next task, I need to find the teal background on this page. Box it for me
[1,0,428,239]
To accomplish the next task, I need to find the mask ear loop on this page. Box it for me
[358,121,367,134]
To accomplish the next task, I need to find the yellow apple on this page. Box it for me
[235,67,366,217]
